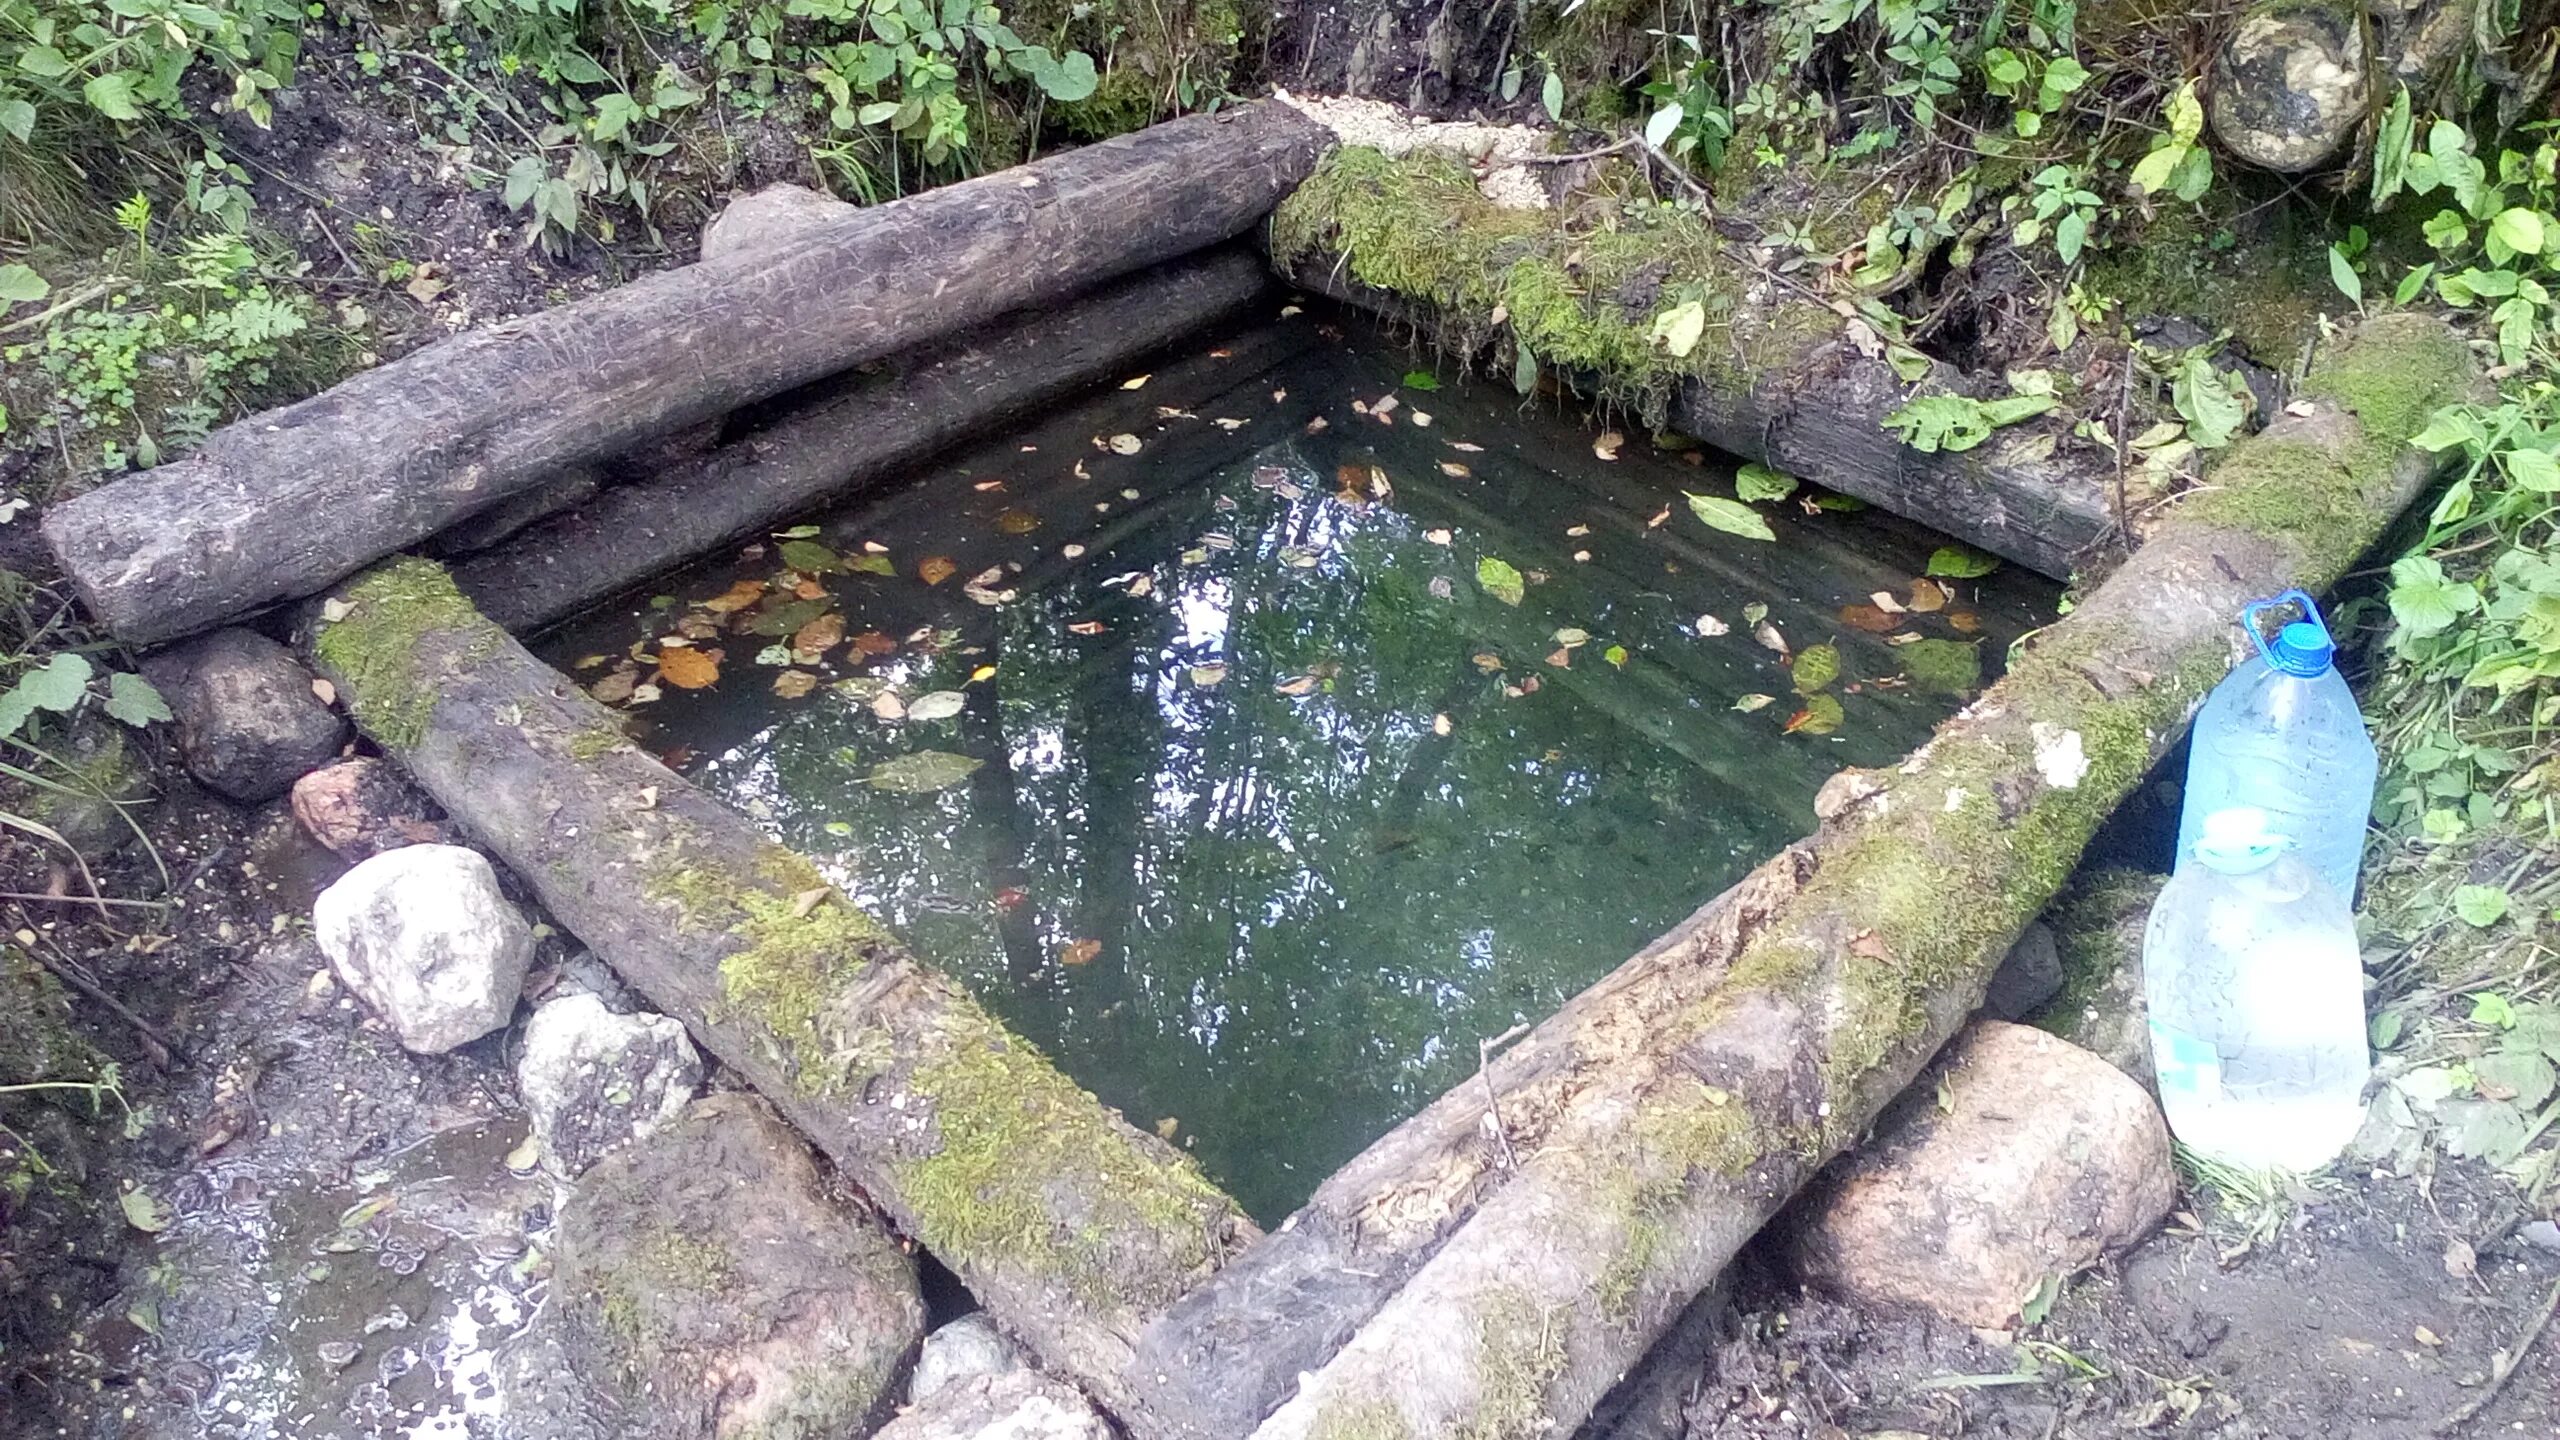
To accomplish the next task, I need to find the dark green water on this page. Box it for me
[536,304,2055,1221]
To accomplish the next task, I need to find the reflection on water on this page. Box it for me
[538,306,2055,1221]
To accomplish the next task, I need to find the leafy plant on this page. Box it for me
[2010,163,2102,265]
[1884,392,2055,452]
[2127,80,2213,204]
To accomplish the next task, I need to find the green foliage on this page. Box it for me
[0,0,304,142]
[2127,80,2212,204]
[1884,392,2053,453]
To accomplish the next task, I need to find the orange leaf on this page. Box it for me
[658,646,721,689]
[1947,610,1983,633]
[919,555,958,586]
[793,578,827,600]
[1839,603,1901,634]
[850,631,898,658]
[792,612,845,657]
[772,670,818,698]
[701,579,767,614]
[1907,581,1948,613]
[1058,938,1102,967]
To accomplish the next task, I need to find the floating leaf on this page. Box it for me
[744,598,832,637]
[1901,638,1983,695]
[994,508,1041,535]
[1603,644,1628,667]
[589,669,638,705]
[906,691,967,722]
[1926,546,2000,579]
[916,555,958,587]
[1784,693,1845,736]
[846,553,897,577]
[1792,644,1842,694]
[1190,664,1228,687]
[1694,614,1730,637]
[1059,938,1103,966]
[1839,603,1901,634]
[657,646,721,689]
[1734,463,1799,504]
[772,670,818,699]
[1552,627,1591,648]
[850,630,898,658]
[1403,371,1441,391]
[872,691,907,721]
[1733,693,1775,713]
[1121,373,1151,390]
[1907,580,1949,613]
[1276,674,1321,696]
[792,613,845,657]
[866,751,983,793]
[1476,557,1526,606]
[702,578,769,613]
[777,539,841,574]
[1685,493,1776,542]
[1440,462,1472,478]
[1107,433,1142,455]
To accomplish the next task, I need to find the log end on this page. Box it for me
[308,557,495,751]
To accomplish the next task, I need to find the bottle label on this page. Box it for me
[2151,1021,2222,1100]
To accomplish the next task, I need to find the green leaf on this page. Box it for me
[102,672,171,728]
[2327,244,2363,308]
[1476,556,1525,606]
[2,653,93,738]
[1512,343,1538,397]
[1649,299,1707,359]
[1791,643,1841,694]
[777,539,842,573]
[846,552,896,577]
[2054,209,2087,265]
[2164,79,2204,142]
[16,44,72,78]
[2475,1049,2555,1110]
[82,72,142,121]
[1035,50,1097,102]
[2454,884,2511,927]
[0,99,32,145]
[1541,70,1565,123]
[0,263,47,305]
[904,690,966,721]
[865,750,983,793]
[119,1186,171,1233]
[2370,1009,2405,1051]
[1684,493,1776,542]
[1733,462,1798,503]
[1901,637,1982,695]
[2371,85,2413,207]
[856,99,901,125]
[1602,643,1628,667]
[1788,692,1845,735]
[2172,353,2250,449]
[2128,141,2181,198]
[2443,1098,2529,1161]
[2471,991,2519,1028]
[1401,370,1440,391]
[2504,447,2560,492]
[2490,206,2546,255]
[2387,554,2480,636]
[1926,545,2000,579]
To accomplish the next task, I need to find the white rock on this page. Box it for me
[314,844,533,1053]
[908,1314,1026,1405]
[517,993,701,1179]
[875,1372,1110,1440]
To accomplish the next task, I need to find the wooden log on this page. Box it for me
[45,105,1333,646]
[1123,315,2478,1438]
[294,559,1258,1421]
[453,247,1277,633]
[1268,145,2117,580]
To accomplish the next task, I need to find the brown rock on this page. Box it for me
[290,758,444,860]
[1785,1021,2174,1328]
[141,628,345,803]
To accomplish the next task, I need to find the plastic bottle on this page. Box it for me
[2143,807,2370,1172]
[2175,590,2376,902]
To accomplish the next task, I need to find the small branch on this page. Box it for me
[0,281,116,337]
[2112,348,2136,559]
[20,945,182,1068]
[1478,1021,1532,1169]
[2431,1276,2560,1435]
[1518,138,1637,166]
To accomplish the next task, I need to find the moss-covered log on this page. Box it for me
[295,559,1256,1421]
[1189,313,2475,1440]
[46,105,1332,647]
[453,246,1277,632]
[1269,145,2117,579]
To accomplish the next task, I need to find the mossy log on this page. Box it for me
[454,246,1277,632]
[294,558,1257,1421]
[46,104,1332,647]
[1269,146,2116,579]
[1136,314,2476,1440]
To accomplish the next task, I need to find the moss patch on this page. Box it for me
[595,1220,738,1360]
[310,557,490,752]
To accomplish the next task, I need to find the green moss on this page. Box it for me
[2036,867,2162,1023]
[596,1220,738,1360]
[1593,1078,1763,1320]
[1307,1397,1413,1440]
[2083,202,2331,362]
[310,557,489,752]
[566,722,630,761]
[1056,65,1159,141]
[1900,637,1984,696]
[1463,1288,1570,1440]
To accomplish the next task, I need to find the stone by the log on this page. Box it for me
[1785,1022,2174,1329]
[552,1092,924,1440]
[312,844,533,1053]
[876,1372,1112,1440]
[140,628,345,803]
[909,1314,1026,1405]
[1981,922,2063,1022]
[516,992,700,1180]
[699,183,855,263]
[2,715,149,857]
[2207,0,2371,174]
[290,757,446,861]
[2031,869,2164,1086]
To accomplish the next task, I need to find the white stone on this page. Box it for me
[908,1314,1026,1405]
[314,844,533,1053]
[876,1372,1110,1440]
[516,992,700,1179]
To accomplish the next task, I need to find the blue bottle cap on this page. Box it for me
[2267,620,2334,677]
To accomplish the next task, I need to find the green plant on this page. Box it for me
[2127,79,2213,204]
[1884,390,2055,452]
[2010,162,2101,265]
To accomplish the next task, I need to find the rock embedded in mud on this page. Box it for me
[543,1092,924,1439]
[875,1371,1111,1440]
[516,991,701,1180]
[2030,868,2163,1087]
[699,183,856,263]
[313,844,534,1053]
[1784,1021,2174,1329]
[291,757,446,861]
[1981,922,2063,1022]
[2207,0,2371,173]
[140,627,347,803]
[907,1314,1026,1405]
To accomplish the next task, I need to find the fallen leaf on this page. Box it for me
[907,691,967,722]
[793,578,827,600]
[119,1187,171,1234]
[1450,441,1485,453]
[792,612,845,658]
[772,670,818,699]
[1472,653,1505,673]
[1733,693,1775,713]
[1062,543,1087,559]
[872,691,907,721]
[1784,693,1845,735]
[1593,431,1624,461]
[1792,644,1842,694]
[1870,591,1907,614]
[851,631,898,658]
[919,556,958,586]
[778,539,841,574]
[1432,713,1453,735]
[1908,580,1949,613]
[1695,614,1730,637]
[974,478,1007,491]
[703,578,768,613]
[1546,648,1572,668]
[1059,938,1103,966]
[658,647,722,689]
[2414,1325,2443,1347]
[1947,610,1983,633]
[1839,603,1902,634]
[969,665,997,683]
[1477,557,1526,606]
[1754,622,1790,656]
[1424,527,1454,545]
[1155,1115,1180,1139]
[590,669,639,704]
[1276,674,1321,695]
[1440,462,1472,478]
[1565,524,1591,537]
[1603,644,1628,667]
[2444,1239,2477,1279]
[1107,433,1142,455]
[1190,664,1228,687]
[321,598,354,623]
[1068,620,1109,636]
[995,508,1041,535]
[1121,373,1151,390]
[1553,627,1591,648]
[866,751,983,792]
[1413,411,1433,427]
[1849,930,1894,961]
[311,678,337,706]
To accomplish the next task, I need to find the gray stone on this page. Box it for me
[699,183,854,263]
[141,627,346,803]
[1982,921,2063,1022]
[517,992,700,1180]
[1786,1021,2175,1329]
[908,1314,1025,1405]
[290,757,445,861]
[2031,868,2162,1087]
[876,1372,1111,1440]
[313,844,533,1053]
[543,1093,924,1439]
[2208,0,2371,173]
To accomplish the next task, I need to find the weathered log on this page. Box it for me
[294,559,1256,1421]
[1268,144,2118,579]
[454,247,1277,632]
[1129,315,2477,1438]
[46,105,1333,646]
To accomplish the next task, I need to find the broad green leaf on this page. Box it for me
[119,1187,171,1233]
[1650,299,1707,359]
[1733,462,1798,503]
[2474,1049,2555,1110]
[16,44,71,78]
[82,72,142,121]
[1791,643,1841,695]
[2327,244,2363,307]
[1513,343,1538,396]
[2,653,93,737]
[2454,884,2511,927]
[865,750,983,793]
[1402,370,1440,391]
[2472,991,2519,1028]
[777,539,842,573]
[2504,447,2560,492]
[1901,637,1982,695]
[846,553,896,577]
[103,672,171,727]
[0,98,31,144]
[2165,79,2204,142]
[857,99,902,125]
[1926,545,2000,578]
[2490,206,2546,255]
[0,263,46,305]
[2443,1098,2529,1161]
[2387,554,2480,636]
[1476,556,1525,606]
[2128,141,2180,197]
[1542,70,1565,123]
[2173,353,2250,449]
[1787,692,1845,735]
[1684,493,1775,542]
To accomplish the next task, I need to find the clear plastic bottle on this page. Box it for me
[2143,807,2370,1173]
[2175,590,2376,903]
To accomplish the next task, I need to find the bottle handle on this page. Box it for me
[2241,589,2327,667]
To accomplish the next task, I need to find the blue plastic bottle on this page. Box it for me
[2175,591,2376,902]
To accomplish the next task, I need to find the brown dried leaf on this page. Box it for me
[702,579,767,614]
[773,670,818,699]
[657,646,721,690]
[1059,938,1103,967]
[792,612,845,658]
[919,555,958,586]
